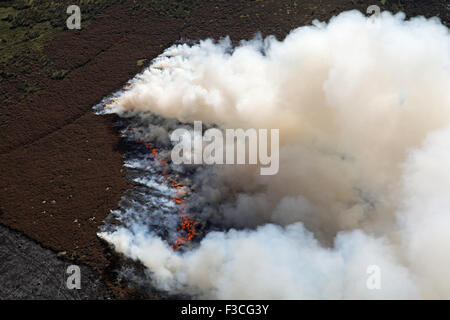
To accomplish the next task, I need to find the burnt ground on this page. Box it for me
[0,223,111,299]
[0,0,448,299]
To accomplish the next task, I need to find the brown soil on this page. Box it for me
[0,0,448,299]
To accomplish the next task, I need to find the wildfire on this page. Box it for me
[171,215,198,249]
[167,174,198,250]
[133,136,198,250]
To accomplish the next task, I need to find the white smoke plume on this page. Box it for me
[98,10,450,299]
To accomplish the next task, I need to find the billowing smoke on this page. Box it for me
[97,10,450,299]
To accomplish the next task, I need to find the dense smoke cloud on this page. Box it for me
[98,10,450,299]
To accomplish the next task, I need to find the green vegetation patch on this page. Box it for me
[0,0,121,100]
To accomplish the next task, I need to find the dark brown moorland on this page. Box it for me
[0,0,449,299]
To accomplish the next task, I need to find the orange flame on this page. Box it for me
[129,139,198,250]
